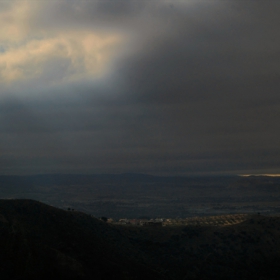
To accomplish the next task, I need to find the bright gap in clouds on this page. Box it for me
[0,0,199,89]
[0,1,125,87]
[0,32,123,85]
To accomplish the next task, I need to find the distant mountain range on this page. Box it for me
[1,199,280,279]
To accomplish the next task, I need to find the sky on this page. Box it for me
[0,0,280,176]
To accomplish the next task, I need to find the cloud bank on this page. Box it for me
[0,0,280,175]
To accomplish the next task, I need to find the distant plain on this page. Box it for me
[0,174,279,219]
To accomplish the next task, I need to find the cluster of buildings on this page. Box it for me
[102,214,250,227]
[112,218,164,227]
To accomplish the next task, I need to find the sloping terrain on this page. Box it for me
[1,199,280,279]
[0,199,163,280]
[117,216,280,279]
[163,214,249,226]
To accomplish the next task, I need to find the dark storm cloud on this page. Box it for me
[1,1,280,175]
[110,0,280,174]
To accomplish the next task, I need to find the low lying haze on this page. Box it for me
[1,0,280,176]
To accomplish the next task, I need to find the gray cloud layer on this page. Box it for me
[1,0,280,175]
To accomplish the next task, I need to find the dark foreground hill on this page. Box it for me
[0,199,163,280]
[1,199,280,279]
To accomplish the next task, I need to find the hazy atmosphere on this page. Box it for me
[1,0,280,176]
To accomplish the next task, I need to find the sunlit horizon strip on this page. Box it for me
[239,174,280,177]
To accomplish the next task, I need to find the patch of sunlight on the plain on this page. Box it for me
[240,174,280,177]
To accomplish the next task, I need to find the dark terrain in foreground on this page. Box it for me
[1,200,280,279]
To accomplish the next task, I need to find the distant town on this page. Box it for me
[102,214,251,227]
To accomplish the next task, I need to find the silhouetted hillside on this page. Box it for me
[0,199,163,280]
[1,199,280,279]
